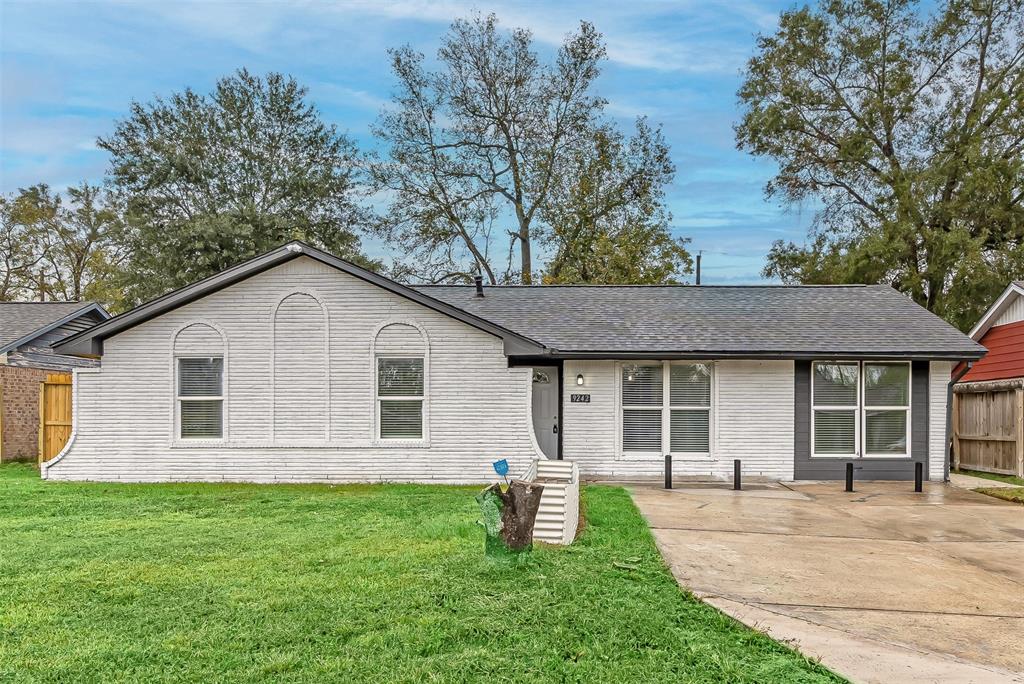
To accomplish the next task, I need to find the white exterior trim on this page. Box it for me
[616,360,715,461]
[810,360,912,459]
[369,320,431,447]
[169,320,229,446]
[969,282,1024,340]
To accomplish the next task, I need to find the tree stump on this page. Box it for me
[476,480,545,558]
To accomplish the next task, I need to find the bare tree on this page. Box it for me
[371,14,607,284]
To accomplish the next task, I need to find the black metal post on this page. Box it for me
[914,461,923,492]
[733,459,741,491]
[845,462,854,492]
[664,454,672,489]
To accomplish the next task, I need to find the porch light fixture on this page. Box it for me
[576,373,584,386]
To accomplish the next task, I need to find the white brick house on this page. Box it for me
[46,242,984,483]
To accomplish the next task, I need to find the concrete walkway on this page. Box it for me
[949,472,1021,489]
[629,482,1024,683]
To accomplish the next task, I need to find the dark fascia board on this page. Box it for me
[516,349,986,361]
[53,242,548,358]
[0,302,111,356]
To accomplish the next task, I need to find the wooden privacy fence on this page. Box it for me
[952,379,1024,477]
[38,374,72,463]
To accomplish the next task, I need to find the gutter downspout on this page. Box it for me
[946,361,973,482]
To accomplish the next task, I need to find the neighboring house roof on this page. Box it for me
[53,241,985,361]
[968,281,1024,341]
[416,284,985,360]
[958,319,1024,383]
[0,301,110,355]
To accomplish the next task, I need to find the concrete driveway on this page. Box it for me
[629,482,1024,683]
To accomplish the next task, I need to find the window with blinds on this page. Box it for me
[811,361,910,457]
[621,362,712,454]
[377,357,424,439]
[177,357,223,439]
[864,362,909,455]
[670,364,711,452]
[812,362,858,455]
[621,365,662,452]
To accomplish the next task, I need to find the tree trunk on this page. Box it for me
[519,224,532,284]
[476,480,544,557]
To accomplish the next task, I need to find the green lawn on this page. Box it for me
[0,464,840,683]
[975,487,1024,504]
[958,468,1024,487]
[957,469,1024,505]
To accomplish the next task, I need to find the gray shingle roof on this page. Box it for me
[413,284,985,359]
[0,302,100,353]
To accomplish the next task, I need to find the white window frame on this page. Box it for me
[862,361,912,458]
[619,361,714,459]
[810,360,911,459]
[667,361,713,457]
[175,355,225,441]
[620,362,665,456]
[374,354,427,443]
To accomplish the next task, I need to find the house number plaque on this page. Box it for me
[570,394,591,403]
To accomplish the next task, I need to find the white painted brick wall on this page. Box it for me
[562,359,795,480]
[46,256,542,483]
[929,361,953,481]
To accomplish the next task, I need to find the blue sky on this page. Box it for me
[0,0,816,283]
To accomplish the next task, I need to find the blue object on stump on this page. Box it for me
[493,459,509,477]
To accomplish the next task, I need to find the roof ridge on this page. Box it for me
[413,283,874,289]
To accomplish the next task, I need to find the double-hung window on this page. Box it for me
[377,357,424,439]
[863,363,910,455]
[622,364,663,452]
[177,357,224,439]
[811,361,910,457]
[670,364,712,452]
[622,362,712,455]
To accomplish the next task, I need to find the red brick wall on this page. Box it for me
[0,365,49,462]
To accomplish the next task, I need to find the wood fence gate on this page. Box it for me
[952,381,1024,477]
[38,374,72,463]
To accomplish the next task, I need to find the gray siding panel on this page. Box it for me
[794,360,930,481]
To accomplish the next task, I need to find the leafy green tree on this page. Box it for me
[541,120,690,284]
[737,0,1024,330]
[100,69,372,304]
[14,183,128,308]
[0,194,45,301]
[372,14,685,285]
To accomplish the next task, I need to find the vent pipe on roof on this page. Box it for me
[695,253,702,285]
[474,274,484,297]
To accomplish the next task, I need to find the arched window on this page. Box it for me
[373,323,428,441]
[173,323,225,440]
[272,293,329,442]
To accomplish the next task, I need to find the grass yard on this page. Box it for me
[957,469,1024,505]
[975,487,1024,504]
[958,468,1024,487]
[0,465,840,683]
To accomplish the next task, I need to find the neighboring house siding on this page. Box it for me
[993,296,1024,327]
[959,319,1024,383]
[0,365,49,461]
[561,359,795,480]
[45,256,541,483]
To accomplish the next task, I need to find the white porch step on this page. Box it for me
[522,459,580,546]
